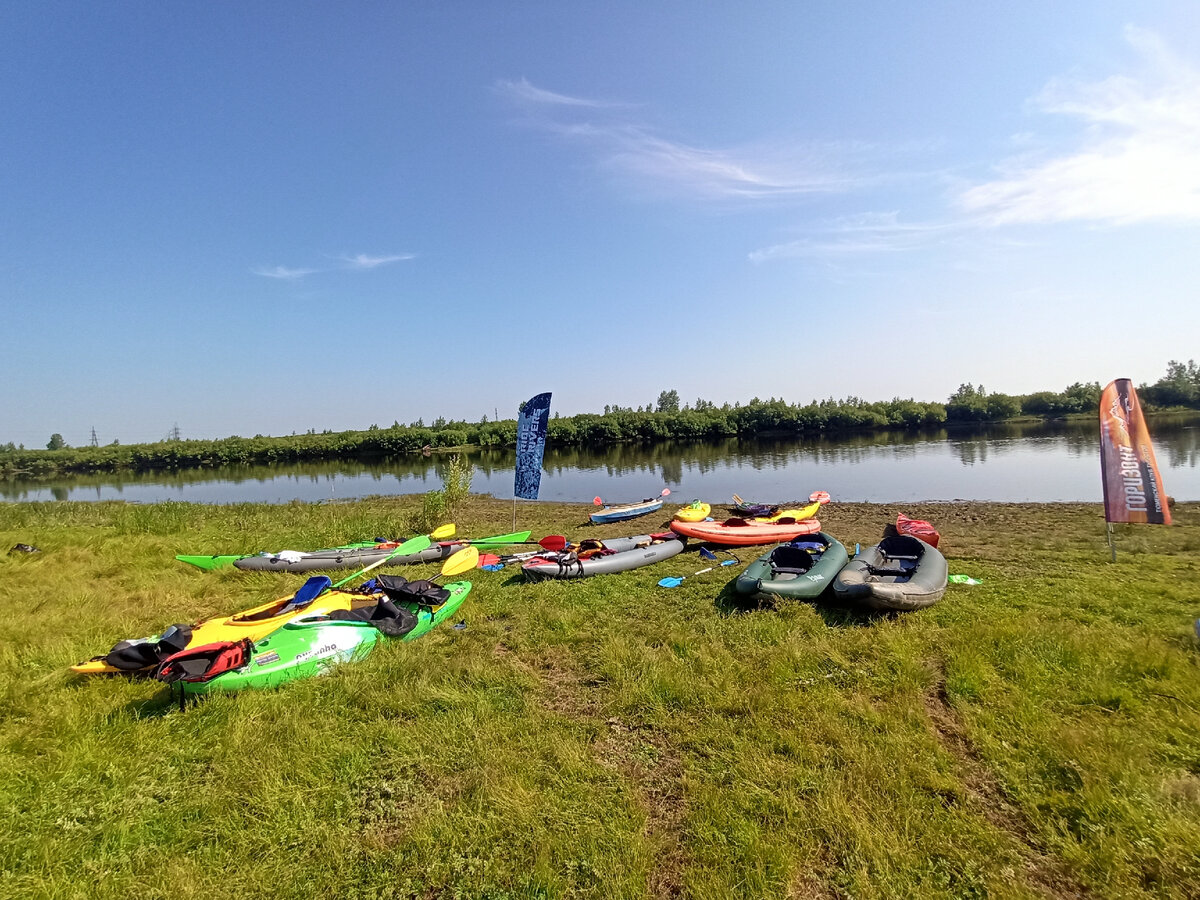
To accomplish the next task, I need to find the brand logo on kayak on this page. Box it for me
[295,643,339,663]
[805,574,826,582]
[254,651,281,666]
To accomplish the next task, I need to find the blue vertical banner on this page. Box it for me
[514,392,552,500]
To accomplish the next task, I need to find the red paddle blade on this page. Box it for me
[477,553,501,567]
[810,491,831,504]
[593,496,603,506]
[538,535,568,551]
[661,488,671,496]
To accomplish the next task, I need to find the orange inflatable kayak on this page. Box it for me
[670,516,822,546]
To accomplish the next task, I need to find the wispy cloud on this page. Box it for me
[254,253,414,280]
[749,212,958,262]
[959,26,1200,225]
[495,77,627,109]
[252,265,318,280]
[339,253,415,269]
[496,78,856,201]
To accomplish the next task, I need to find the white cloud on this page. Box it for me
[340,253,415,269]
[497,78,854,200]
[494,77,625,109]
[750,212,956,262]
[960,26,1200,225]
[252,265,317,280]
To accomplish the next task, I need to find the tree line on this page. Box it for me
[3,362,1199,480]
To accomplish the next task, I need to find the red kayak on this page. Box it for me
[670,516,822,547]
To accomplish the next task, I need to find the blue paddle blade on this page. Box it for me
[720,559,737,566]
[657,576,684,588]
[699,548,717,560]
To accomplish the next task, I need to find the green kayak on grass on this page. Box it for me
[734,531,848,602]
[165,578,471,695]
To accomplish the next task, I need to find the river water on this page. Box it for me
[4,418,1198,505]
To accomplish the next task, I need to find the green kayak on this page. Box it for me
[733,532,848,602]
[168,579,471,695]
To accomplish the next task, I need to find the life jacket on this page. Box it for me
[896,513,940,548]
[376,574,451,607]
[156,638,254,684]
[102,624,193,671]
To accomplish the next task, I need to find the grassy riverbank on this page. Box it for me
[1,497,1198,898]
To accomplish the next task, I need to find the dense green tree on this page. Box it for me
[656,389,680,413]
[46,434,66,450]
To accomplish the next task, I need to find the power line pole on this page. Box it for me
[170,422,181,441]
[89,427,98,447]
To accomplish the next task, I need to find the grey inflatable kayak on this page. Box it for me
[832,534,948,610]
[734,531,848,602]
[522,532,685,580]
[233,543,456,573]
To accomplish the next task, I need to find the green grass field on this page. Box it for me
[1,496,1198,899]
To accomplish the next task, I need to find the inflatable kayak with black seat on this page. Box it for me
[734,532,848,602]
[177,530,531,573]
[832,534,948,611]
[522,532,686,580]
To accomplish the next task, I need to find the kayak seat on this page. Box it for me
[328,596,419,637]
[878,535,925,561]
[240,576,332,622]
[769,544,814,576]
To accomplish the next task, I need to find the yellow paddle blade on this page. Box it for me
[440,545,479,576]
[732,494,744,506]
[430,523,456,541]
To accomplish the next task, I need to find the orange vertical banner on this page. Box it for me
[1099,379,1171,525]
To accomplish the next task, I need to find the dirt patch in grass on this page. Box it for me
[525,648,604,719]
[353,762,460,850]
[595,717,686,900]
[924,659,1093,899]
[522,646,688,897]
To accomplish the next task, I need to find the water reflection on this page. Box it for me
[3,417,1198,504]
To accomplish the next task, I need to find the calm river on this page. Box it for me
[4,418,1198,505]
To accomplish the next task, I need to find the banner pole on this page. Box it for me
[1107,522,1116,562]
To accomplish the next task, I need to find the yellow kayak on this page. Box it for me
[71,583,367,675]
[762,501,820,522]
[673,501,711,523]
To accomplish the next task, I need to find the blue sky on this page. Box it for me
[3,2,1198,447]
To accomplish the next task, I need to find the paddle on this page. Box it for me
[329,523,456,590]
[430,545,479,581]
[476,535,571,569]
[657,565,716,588]
[483,535,568,551]
[699,547,738,566]
[457,530,533,547]
[593,488,670,507]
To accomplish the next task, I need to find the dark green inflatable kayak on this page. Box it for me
[161,577,471,696]
[733,532,848,602]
